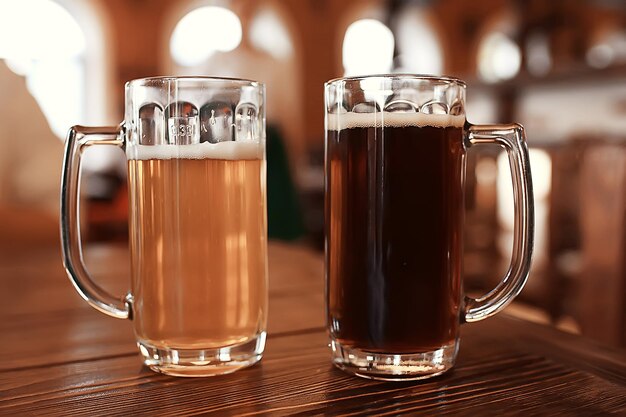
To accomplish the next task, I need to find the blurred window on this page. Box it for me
[170,6,242,67]
[0,0,86,139]
[342,19,395,76]
[465,89,498,124]
[395,7,443,75]
[518,82,626,142]
[498,149,551,268]
[167,3,304,172]
[249,7,293,60]
[478,32,521,83]
[526,33,552,76]
[586,30,626,69]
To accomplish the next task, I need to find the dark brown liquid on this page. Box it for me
[326,123,465,353]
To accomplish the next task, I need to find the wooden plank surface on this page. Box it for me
[1,241,625,416]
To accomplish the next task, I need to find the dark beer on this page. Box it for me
[326,113,465,353]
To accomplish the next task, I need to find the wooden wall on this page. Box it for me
[94,0,624,151]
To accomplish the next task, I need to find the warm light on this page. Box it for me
[23,58,84,140]
[170,6,242,67]
[498,149,551,267]
[395,8,442,75]
[0,0,85,61]
[249,8,293,59]
[526,33,552,76]
[0,0,86,139]
[586,44,614,69]
[586,30,626,69]
[478,32,521,82]
[343,19,394,76]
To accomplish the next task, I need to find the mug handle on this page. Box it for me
[60,124,131,320]
[463,123,534,322]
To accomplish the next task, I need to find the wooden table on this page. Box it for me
[1,241,625,415]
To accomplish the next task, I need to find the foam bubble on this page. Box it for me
[326,112,465,131]
[127,141,263,160]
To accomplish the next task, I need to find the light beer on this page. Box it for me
[127,142,267,350]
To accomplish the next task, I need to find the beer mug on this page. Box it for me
[325,75,534,380]
[61,77,268,377]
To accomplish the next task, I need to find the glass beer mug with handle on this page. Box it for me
[61,77,268,377]
[325,75,534,381]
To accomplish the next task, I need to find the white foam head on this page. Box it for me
[126,141,263,160]
[326,112,465,131]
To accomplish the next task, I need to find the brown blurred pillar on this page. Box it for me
[578,142,626,347]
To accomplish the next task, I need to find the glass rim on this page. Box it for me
[125,76,264,89]
[325,74,467,89]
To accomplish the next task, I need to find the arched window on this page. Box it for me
[394,6,443,75]
[249,7,293,60]
[340,4,444,77]
[166,3,304,169]
[526,32,552,76]
[474,12,522,83]
[0,0,110,140]
[342,19,395,76]
[586,29,626,69]
[477,32,521,83]
[170,6,243,67]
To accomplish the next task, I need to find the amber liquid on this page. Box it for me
[128,157,267,349]
[326,124,464,353]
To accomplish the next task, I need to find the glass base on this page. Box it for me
[138,332,266,377]
[330,338,458,381]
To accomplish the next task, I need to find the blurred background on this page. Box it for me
[0,0,624,347]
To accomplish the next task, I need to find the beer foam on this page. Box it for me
[127,141,263,160]
[326,112,465,131]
